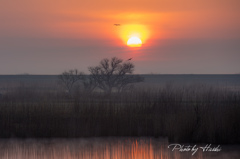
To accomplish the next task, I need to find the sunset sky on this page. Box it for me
[0,0,240,74]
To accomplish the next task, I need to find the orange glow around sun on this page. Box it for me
[119,24,149,47]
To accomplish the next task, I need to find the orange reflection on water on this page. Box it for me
[0,138,239,159]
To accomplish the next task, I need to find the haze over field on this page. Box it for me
[0,0,240,74]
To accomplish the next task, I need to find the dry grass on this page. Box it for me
[0,78,239,144]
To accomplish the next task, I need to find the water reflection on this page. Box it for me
[0,138,239,159]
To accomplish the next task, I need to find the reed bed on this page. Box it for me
[0,82,239,144]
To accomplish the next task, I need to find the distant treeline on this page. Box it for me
[0,83,239,144]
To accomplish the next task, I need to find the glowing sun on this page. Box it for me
[117,24,149,47]
[127,37,142,47]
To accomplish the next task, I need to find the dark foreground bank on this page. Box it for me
[0,83,239,144]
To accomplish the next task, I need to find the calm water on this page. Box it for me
[0,138,239,159]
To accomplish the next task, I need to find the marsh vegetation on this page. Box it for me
[0,75,239,144]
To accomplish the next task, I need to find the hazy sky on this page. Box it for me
[0,0,240,74]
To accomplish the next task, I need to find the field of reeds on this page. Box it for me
[0,75,239,144]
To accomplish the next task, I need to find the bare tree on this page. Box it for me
[87,57,144,94]
[82,75,98,93]
[58,69,85,94]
